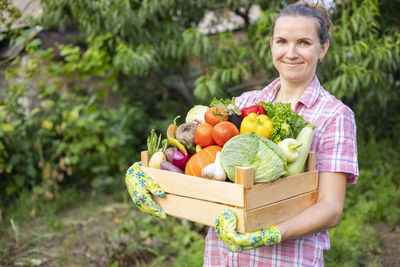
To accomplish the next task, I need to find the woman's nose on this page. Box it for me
[286,44,298,58]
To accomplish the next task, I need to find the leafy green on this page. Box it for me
[258,102,314,144]
[220,132,287,183]
[209,97,232,110]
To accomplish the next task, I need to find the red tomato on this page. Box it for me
[212,121,239,147]
[204,107,228,126]
[194,123,215,147]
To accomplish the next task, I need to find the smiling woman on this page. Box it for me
[203,2,359,266]
[271,16,330,104]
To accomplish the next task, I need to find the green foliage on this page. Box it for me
[325,137,400,266]
[321,0,400,113]
[105,210,205,266]
[0,35,153,212]
[347,137,400,228]
[326,214,381,266]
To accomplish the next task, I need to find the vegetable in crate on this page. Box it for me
[185,105,209,124]
[258,102,312,144]
[227,111,243,130]
[240,113,274,139]
[209,97,232,110]
[147,129,167,158]
[204,107,228,126]
[147,129,168,169]
[185,145,222,177]
[160,161,184,173]
[164,146,191,169]
[148,151,166,169]
[166,116,188,156]
[220,132,287,183]
[241,105,266,118]
[212,121,239,147]
[201,151,226,181]
[278,138,302,163]
[175,122,197,146]
[195,123,215,147]
[287,125,314,176]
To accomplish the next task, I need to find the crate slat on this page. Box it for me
[155,194,246,233]
[307,152,317,171]
[245,170,318,210]
[142,166,245,207]
[244,190,318,232]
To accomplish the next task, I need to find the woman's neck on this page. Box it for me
[275,76,314,106]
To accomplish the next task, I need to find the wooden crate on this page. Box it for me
[140,151,318,233]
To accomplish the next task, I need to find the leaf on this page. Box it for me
[41,100,55,109]
[1,124,14,132]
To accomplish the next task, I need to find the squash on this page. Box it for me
[185,145,222,177]
[286,125,314,176]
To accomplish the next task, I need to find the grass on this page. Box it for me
[0,186,206,266]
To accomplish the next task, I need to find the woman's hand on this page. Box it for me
[215,209,281,252]
[125,162,166,218]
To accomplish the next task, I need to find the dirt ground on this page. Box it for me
[1,200,132,266]
[378,224,400,267]
[1,199,400,266]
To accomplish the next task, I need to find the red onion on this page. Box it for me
[165,147,175,163]
[172,147,191,169]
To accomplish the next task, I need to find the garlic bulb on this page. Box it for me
[201,151,226,181]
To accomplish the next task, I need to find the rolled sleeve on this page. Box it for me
[317,109,359,184]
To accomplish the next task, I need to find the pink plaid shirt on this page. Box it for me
[203,76,359,267]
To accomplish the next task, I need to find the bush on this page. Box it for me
[0,37,183,221]
[325,136,400,266]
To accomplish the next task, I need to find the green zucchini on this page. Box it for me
[286,124,314,176]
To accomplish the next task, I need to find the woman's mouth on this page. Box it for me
[282,61,303,68]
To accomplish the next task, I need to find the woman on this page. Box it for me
[125,1,359,266]
[203,2,358,266]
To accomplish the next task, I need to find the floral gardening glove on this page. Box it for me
[215,209,281,252]
[125,162,166,219]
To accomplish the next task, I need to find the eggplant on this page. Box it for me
[228,111,243,130]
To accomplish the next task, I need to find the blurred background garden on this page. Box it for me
[1,0,399,266]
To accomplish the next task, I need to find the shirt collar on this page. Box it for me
[262,77,281,103]
[298,75,320,109]
[266,76,320,109]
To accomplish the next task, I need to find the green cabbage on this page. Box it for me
[185,105,209,123]
[220,132,287,183]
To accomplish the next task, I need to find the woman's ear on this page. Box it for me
[270,36,273,47]
[319,39,330,59]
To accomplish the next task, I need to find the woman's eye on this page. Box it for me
[300,41,310,46]
[276,39,285,44]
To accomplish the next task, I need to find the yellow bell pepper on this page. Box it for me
[240,113,274,139]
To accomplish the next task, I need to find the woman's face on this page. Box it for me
[270,16,329,85]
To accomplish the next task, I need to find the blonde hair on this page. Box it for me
[272,1,334,44]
